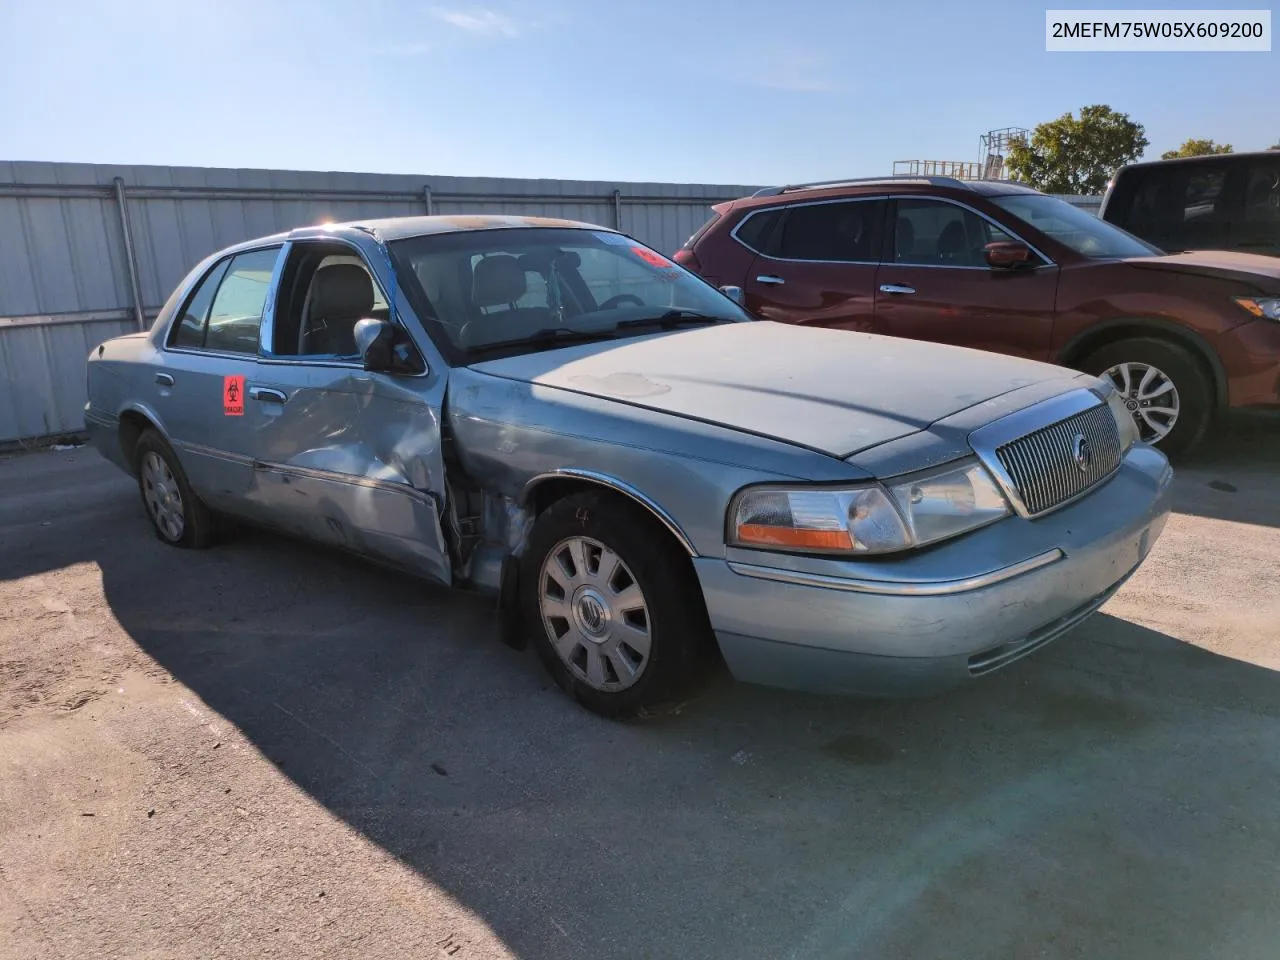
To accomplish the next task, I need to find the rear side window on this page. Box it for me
[1109,162,1231,250]
[772,200,885,262]
[204,248,280,354]
[734,209,782,253]
[169,259,229,349]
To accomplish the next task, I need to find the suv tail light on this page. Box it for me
[673,248,702,272]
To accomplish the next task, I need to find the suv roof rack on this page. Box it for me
[750,175,974,198]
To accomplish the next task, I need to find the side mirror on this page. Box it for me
[354,318,395,370]
[985,241,1032,269]
[719,284,746,307]
[353,318,424,374]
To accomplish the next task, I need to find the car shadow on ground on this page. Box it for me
[3,449,1278,959]
[1168,412,1280,528]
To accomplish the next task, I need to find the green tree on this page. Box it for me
[1161,138,1234,159]
[1007,105,1149,194]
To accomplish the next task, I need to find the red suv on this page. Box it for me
[676,176,1280,455]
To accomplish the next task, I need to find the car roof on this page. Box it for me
[729,176,1042,210]
[289,214,609,243]
[1115,150,1279,173]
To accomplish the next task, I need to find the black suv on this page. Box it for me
[1101,152,1280,257]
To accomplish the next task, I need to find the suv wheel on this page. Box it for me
[1080,337,1212,456]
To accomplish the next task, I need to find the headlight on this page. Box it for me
[728,459,1010,556]
[1095,377,1141,452]
[1234,297,1280,321]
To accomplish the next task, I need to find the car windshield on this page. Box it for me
[388,227,750,361]
[992,194,1163,259]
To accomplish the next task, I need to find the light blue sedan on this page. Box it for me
[85,216,1173,717]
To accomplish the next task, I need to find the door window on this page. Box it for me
[201,248,280,354]
[892,199,1013,267]
[272,246,389,357]
[772,200,885,262]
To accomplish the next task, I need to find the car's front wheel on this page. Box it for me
[520,491,713,719]
[1081,337,1212,456]
[133,429,219,548]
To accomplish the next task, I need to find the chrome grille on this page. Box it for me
[995,403,1121,517]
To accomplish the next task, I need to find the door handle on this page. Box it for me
[755,275,786,285]
[154,372,175,387]
[249,386,288,404]
[879,284,917,295]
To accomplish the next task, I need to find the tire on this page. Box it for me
[519,491,713,719]
[1079,337,1213,457]
[133,429,220,549]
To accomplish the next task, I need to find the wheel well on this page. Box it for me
[1058,322,1227,412]
[523,475,698,558]
[117,411,157,475]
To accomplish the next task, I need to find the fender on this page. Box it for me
[1057,316,1229,412]
[520,468,699,557]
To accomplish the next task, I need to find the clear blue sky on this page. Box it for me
[1,0,1275,185]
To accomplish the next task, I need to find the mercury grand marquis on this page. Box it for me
[85,215,1173,718]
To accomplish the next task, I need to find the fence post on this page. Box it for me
[113,177,146,330]
[612,189,622,231]
[422,185,434,215]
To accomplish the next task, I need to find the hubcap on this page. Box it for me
[1104,361,1180,444]
[141,451,185,541]
[538,536,651,691]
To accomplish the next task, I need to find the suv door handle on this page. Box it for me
[755,275,786,285]
[154,372,175,387]
[249,386,288,404]
[879,283,916,295]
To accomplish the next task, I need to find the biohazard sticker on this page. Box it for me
[630,246,674,268]
[223,375,245,416]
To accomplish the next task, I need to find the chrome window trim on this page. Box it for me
[727,548,1063,596]
[730,195,886,265]
[729,192,1056,268]
[521,468,697,557]
[968,387,1109,519]
[887,194,1056,267]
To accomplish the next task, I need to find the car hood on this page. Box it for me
[1126,251,1280,287]
[467,322,1085,458]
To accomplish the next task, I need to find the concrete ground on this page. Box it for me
[1,419,1278,960]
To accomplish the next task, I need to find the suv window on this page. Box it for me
[1243,157,1280,225]
[772,200,885,262]
[201,248,279,354]
[169,259,230,349]
[734,209,782,253]
[892,199,1015,267]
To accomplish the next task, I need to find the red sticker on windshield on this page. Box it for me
[223,375,245,416]
[631,246,674,268]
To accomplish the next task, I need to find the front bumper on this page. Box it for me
[695,444,1174,697]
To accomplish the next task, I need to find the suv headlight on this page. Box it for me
[1234,297,1280,321]
[728,458,1010,556]
[1094,377,1141,452]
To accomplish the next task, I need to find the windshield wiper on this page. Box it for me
[613,309,725,331]
[468,326,619,356]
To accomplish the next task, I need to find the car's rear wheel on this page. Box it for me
[1080,337,1212,456]
[520,491,713,719]
[134,429,219,548]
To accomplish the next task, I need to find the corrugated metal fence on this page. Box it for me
[0,161,1102,445]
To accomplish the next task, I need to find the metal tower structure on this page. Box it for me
[978,127,1029,180]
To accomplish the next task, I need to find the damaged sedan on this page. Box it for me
[85,216,1173,717]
